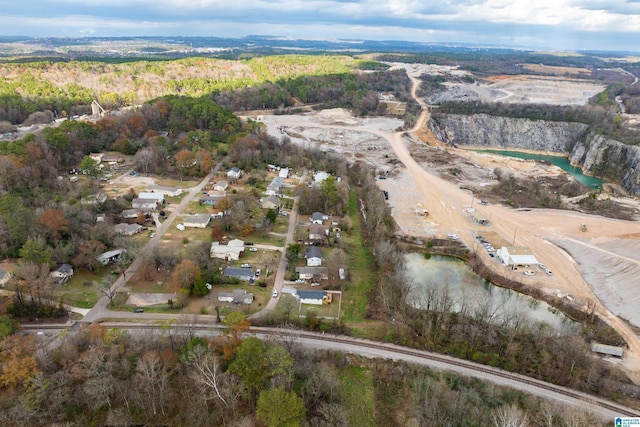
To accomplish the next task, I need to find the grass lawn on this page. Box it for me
[58,270,103,308]
[156,177,199,188]
[342,191,375,322]
[339,365,376,426]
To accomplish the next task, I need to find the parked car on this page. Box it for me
[133,308,144,313]
[272,290,279,298]
[523,270,535,276]
[241,263,251,268]
[249,247,258,252]
[295,279,305,284]
[244,241,254,246]
[544,269,553,276]
[255,268,261,277]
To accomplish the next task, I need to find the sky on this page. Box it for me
[1,0,640,52]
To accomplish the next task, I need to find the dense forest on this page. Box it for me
[0,319,609,426]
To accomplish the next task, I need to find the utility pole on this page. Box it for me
[512,228,517,246]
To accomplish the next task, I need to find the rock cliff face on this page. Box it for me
[428,113,589,152]
[428,113,640,195]
[570,133,640,195]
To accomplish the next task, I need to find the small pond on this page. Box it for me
[404,253,577,333]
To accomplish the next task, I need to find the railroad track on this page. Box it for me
[24,322,639,418]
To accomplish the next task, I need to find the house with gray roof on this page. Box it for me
[305,246,322,266]
[183,214,211,229]
[115,223,143,236]
[223,267,254,281]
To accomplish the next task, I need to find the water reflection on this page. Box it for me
[404,253,575,334]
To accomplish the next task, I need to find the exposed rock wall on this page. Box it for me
[428,113,589,152]
[428,113,640,195]
[570,133,640,195]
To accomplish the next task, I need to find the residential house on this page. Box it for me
[223,267,254,282]
[89,153,104,163]
[311,212,328,224]
[0,269,12,286]
[132,198,160,210]
[261,195,281,210]
[313,171,330,183]
[308,224,328,241]
[306,246,322,267]
[295,266,328,281]
[121,209,144,219]
[147,185,182,197]
[279,168,289,178]
[50,264,74,284]
[496,246,539,270]
[102,154,123,163]
[210,241,245,261]
[217,289,254,304]
[296,289,329,305]
[97,249,127,265]
[227,167,242,180]
[138,192,164,204]
[95,213,106,223]
[115,223,143,236]
[213,180,229,192]
[265,177,284,196]
[199,196,219,206]
[183,214,211,229]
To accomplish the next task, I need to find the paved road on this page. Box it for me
[82,162,224,323]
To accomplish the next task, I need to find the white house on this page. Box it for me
[138,192,164,204]
[115,223,143,236]
[266,177,284,196]
[306,246,322,267]
[147,185,182,197]
[296,289,328,305]
[496,246,539,269]
[227,167,242,180]
[50,264,74,284]
[311,212,328,224]
[213,180,229,192]
[210,242,245,261]
[313,171,330,183]
[183,214,211,228]
[132,198,159,210]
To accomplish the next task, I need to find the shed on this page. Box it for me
[227,167,242,180]
[311,212,328,224]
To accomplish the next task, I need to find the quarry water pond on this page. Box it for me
[404,253,576,333]
[472,149,606,189]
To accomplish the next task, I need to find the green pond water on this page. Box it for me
[472,149,606,189]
